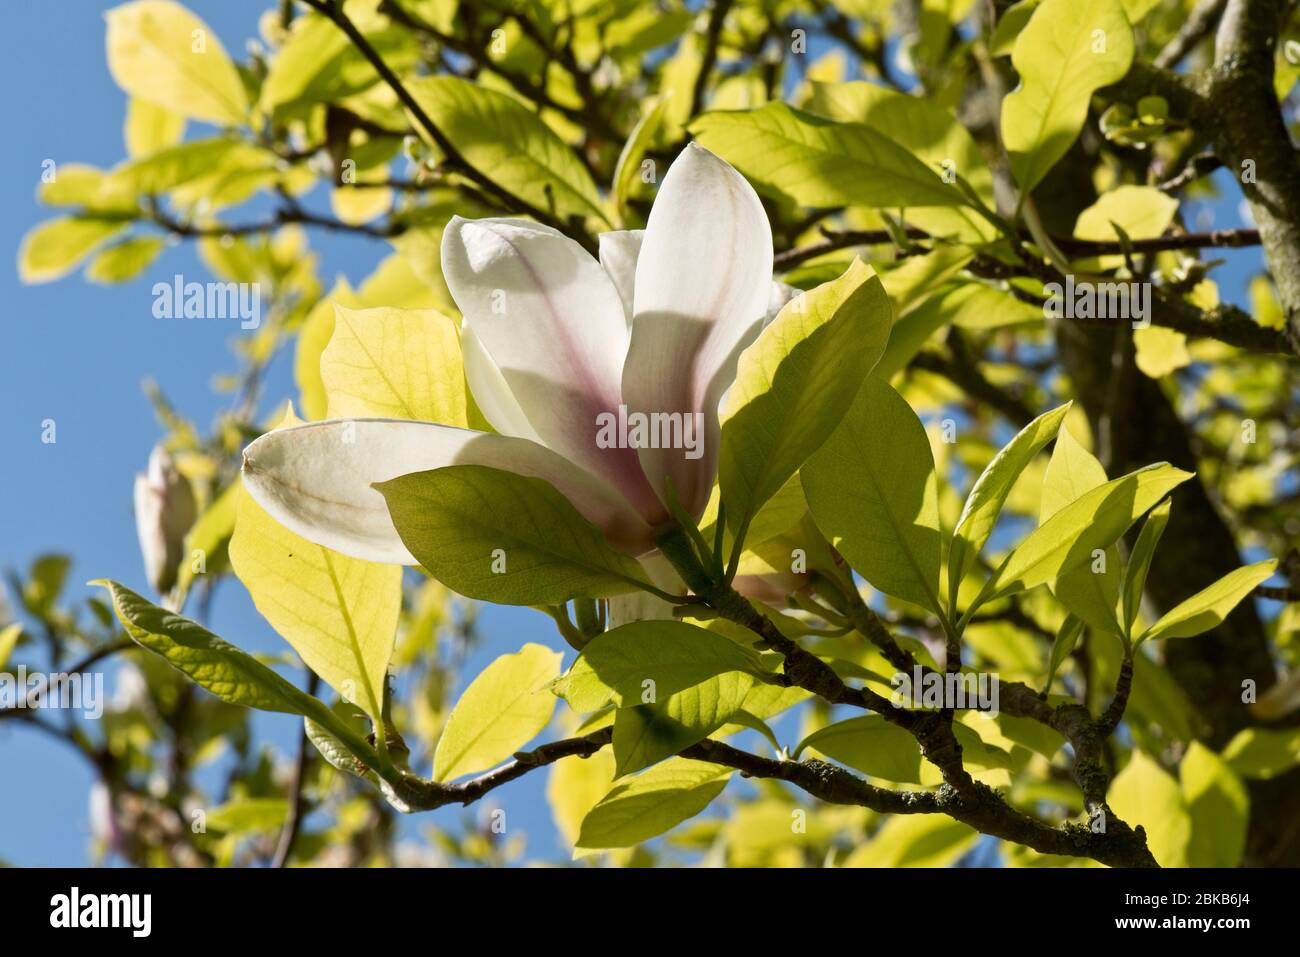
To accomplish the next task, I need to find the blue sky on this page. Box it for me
[0,1,1263,867]
[0,0,581,866]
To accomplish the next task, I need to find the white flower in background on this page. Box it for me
[243,144,794,564]
[133,444,196,596]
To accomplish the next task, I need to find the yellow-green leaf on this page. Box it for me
[376,465,652,606]
[106,1,249,126]
[321,303,470,426]
[1002,0,1134,193]
[19,217,128,284]
[433,643,562,781]
[1106,749,1191,867]
[612,95,669,222]
[576,758,731,849]
[0,624,22,671]
[1181,741,1248,867]
[612,672,755,777]
[950,402,1070,594]
[977,462,1191,609]
[843,814,978,867]
[1139,559,1278,643]
[556,620,766,714]
[86,236,166,284]
[690,102,967,210]
[124,97,185,157]
[406,76,608,226]
[1039,425,1123,634]
[229,415,400,725]
[720,258,892,540]
[804,377,944,614]
[548,747,616,846]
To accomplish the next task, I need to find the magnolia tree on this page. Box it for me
[10,0,1300,868]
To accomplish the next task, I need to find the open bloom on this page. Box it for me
[243,144,783,564]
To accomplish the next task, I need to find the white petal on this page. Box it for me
[242,419,655,565]
[460,323,544,443]
[606,553,685,627]
[623,143,774,517]
[598,229,644,324]
[442,217,662,521]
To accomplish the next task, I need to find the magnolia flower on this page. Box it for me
[244,145,793,571]
[133,444,196,596]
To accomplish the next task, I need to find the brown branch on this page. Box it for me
[1154,0,1229,69]
[273,671,319,868]
[296,0,587,245]
[691,0,736,118]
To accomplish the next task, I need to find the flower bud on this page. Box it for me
[133,445,196,597]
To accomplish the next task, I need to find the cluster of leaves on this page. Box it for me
[10,0,1300,867]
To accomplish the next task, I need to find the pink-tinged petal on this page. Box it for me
[441,217,664,522]
[623,143,774,517]
[242,419,655,565]
[460,323,544,443]
[598,229,644,324]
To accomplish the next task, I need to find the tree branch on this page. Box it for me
[297,0,587,245]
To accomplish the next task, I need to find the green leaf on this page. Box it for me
[690,102,966,210]
[974,463,1192,611]
[205,798,288,836]
[406,76,608,225]
[1138,559,1277,643]
[804,80,997,242]
[86,236,166,284]
[555,619,766,713]
[18,217,128,284]
[0,624,22,671]
[720,258,892,540]
[305,701,374,780]
[106,1,249,126]
[949,403,1070,595]
[177,481,239,597]
[612,672,754,777]
[1001,0,1134,193]
[1221,727,1300,779]
[843,814,978,867]
[124,97,185,158]
[433,643,562,781]
[320,304,470,425]
[229,475,400,726]
[1121,497,1171,634]
[990,0,1040,57]
[612,95,669,222]
[576,758,731,849]
[1106,749,1191,868]
[1038,426,1123,634]
[109,139,281,199]
[1181,742,1248,868]
[795,715,931,784]
[95,580,369,748]
[377,465,651,605]
[804,377,943,614]
[547,748,617,847]
[261,8,416,109]
[1043,614,1084,691]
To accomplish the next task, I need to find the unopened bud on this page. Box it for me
[133,445,196,597]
